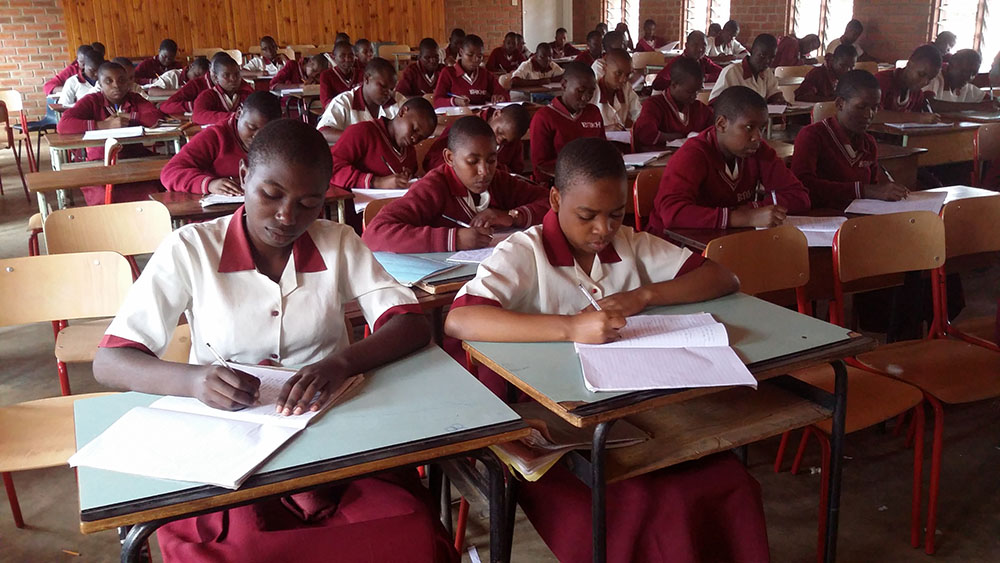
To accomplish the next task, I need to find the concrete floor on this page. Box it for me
[1,143,999,562]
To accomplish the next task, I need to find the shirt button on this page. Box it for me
[271,310,279,317]
[591,289,597,293]
[270,353,278,359]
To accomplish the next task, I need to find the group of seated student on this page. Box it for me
[134,39,182,85]
[634,56,715,151]
[651,30,722,90]
[509,42,563,92]
[771,33,820,68]
[486,31,526,73]
[319,41,363,106]
[924,48,999,112]
[423,103,530,174]
[43,41,106,96]
[549,27,579,59]
[707,20,747,60]
[574,30,604,66]
[191,53,255,125]
[827,19,867,60]
[56,48,102,106]
[270,53,329,90]
[530,62,605,181]
[160,52,227,115]
[242,35,288,74]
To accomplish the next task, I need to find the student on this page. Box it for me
[593,49,641,131]
[516,33,532,60]
[395,38,444,97]
[319,41,363,107]
[651,31,722,90]
[363,115,549,252]
[192,54,255,125]
[875,44,941,114]
[270,54,328,90]
[510,43,563,89]
[441,28,465,66]
[573,30,604,66]
[335,31,351,44]
[648,86,810,231]
[329,97,437,191]
[134,39,181,85]
[771,33,820,68]
[243,36,287,74]
[634,57,715,151]
[595,22,609,37]
[709,34,785,104]
[161,92,282,194]
[159,52,225,115]
[591,30,626,80]
[94,119,456,563]
[529,62,605,182]
[91,42,106,58]
[486,32,526,74]
[827,19,865,60]
[924,49,998,112]
[614,23,635,52]
[635,19,667,52]
[433,35,509,108]
[549,27,580,59]
[794,44,857,102]
[934,31,957,62]
[707,23,722,41]
[354,38,374,70]
[56,62,165,205]
[145,57,210,91]
[423,103,531,173]
[57,49,102,106]
[317,58,400,144]
[444,137,769,563]
[706,20,747,59]
[111,57,151,99]
[44,44,93,95]
[792,70,909,211]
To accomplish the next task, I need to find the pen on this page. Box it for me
[380,155,398,176]
[204,342,235,373]
[443,214,472,228]
[771,190,778,205]
[578,283,602,311]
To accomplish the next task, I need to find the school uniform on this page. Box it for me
[709,58,780,103]
[134,57,182,85]
[144,68,187,91]
[636,36,667,52]
[242,55,284,75]
[98,207,456,563]
[706,37,748,58]
[395,62,445,97]
[826,38,864,60]
[44,60,79,96]
[794,61,839,101]
[651,55,723,90]
[594,78,641,130]
[422,108,524,173]
[529,97,606,181]
[875,69,931,112]
[923,71,987,103]
[160,115,247,193]
[432,63,509,108]
[57,72,98,106]
[647,127,811,231]
[591,58,607,81]
[792,116,883,210]
[362,163,549,252]
[159,73,213,115]
[573,51,598,66]
[439,44,461,64]
[269,60,307,88]
[772,35,807,68]
[191,82,255,125]
[330,117,415,190]
[449,210,770,562]
[549,42,580,59]
[56,91,165,205]
[632,92,714,149]
[510,57,563,82]
[316,86,400,131]
[485,47,525,73]
[319,66,363,107]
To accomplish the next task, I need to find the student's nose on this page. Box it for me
[275,201,295,225]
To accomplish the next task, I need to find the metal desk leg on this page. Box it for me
[55,188,68,210]
[120,520,164,563]
[591,419,615,563]
[337,200,346,223]
[171,137,182,155]
[824,359,849,563]
[50,146,63,171]
[36,192,49,219]
[501,472,519,563]
[473,449,508,563]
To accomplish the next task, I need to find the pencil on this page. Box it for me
[380,155,398,176]
[442,214,472,228]
[578,283,602,311]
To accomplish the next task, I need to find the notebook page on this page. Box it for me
[623,151,666,166]
[69,406,300,489]
[447,247,495,264]
[784,216,847,232]
[200,194,245,207]
[576,313,728,350]
[844,191,947,215]
[352,188,409,213]
[82,126,144,140]
[767,104,787,115]
[579,346,757,392]
[606,130,632,144]
[373,252,459,286]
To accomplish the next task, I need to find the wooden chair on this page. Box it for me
[362,197,401,231]
[854,61,879,75]
[778,84,798,103]
[811,101,837,123]
[302,46,330,57]
[631,168,663,231]
[101,137,124,205]
[774,65,814,80]
[0,101,30,202]
[631,51,664,73]
[245,45,262,55]
[414,137,437,175]
[972,123,1000,187]
[193,47,225,59]
[224,49,244,66]
[287,44,316,54]
[0,90,37,172]
[696,89,711,105]
[378,44,412,70]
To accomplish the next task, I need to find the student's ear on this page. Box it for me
[443,147,455,168]
[238,160,248,184]
[549,186,561,212]
[834,97,845,112]
[714,114,728,132]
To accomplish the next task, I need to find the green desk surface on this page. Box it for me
[466,293,865,414]
[76,346,522,522]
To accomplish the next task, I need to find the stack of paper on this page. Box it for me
[82,126,144,140]
[575,313,756,392]
[883,122,954,131]
[844,191,947,215]
[765,215,847,247]
[606,130,632,144]
[373,252,459,286]
[143,125,181,134]
[623,151,666,167]
[200,194,245,207]
[352,188,409,213]
[69,364,363,489]
[278,87,304,95]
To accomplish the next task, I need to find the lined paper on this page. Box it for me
[200,194,244,207]
[447,247,495,264]
[82,126,144,140]
[845,191,947,215]
[579,346,756,392]
[623,151,666,166]
[576,313,728,349]
[606,130,632,144]
[352,188,409,212]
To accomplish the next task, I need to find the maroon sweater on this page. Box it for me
[876,69,932,112]
[134,57,183,85]
[330,117,416,189]
[636,36,668,52]
[574,51,598,65]
[633,92,715,150]
[191,82,255,125]
[651,55,723,90]
[795,63,839,101]
[160,115,248,193]
[529,97,605,181]
[792,117,883,211]
[485,47,526,73]
[362,164,550,252]
[771,36,806,68]
[433,63,508,108]
[422,108,524,173]
[549,42,580,59]
[270,60,307,88]
[647,128,810,232]
[44,61,80,95]
[396,62,445,97]
[319,66,363,107]
[159,74,212,115]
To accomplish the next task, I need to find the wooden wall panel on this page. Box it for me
[60,0,445,57]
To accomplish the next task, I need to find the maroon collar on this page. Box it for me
[350,87,367,110]
[453,61,478,81]
[549,96,583,119]
[443,163,475,197]
[218,206,327,273]
[598,78,625,105]
[741,58,758,80]
[540,210,621,268]
[225,114,249,153]
[530,57,549,73]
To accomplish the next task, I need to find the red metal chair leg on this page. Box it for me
[454,497,470,553]
[924,394,945,554]
[28,229,41,256]
[791,426,814,475]
[57,360,71,396]
[911,403,926,548]
[2,472,24,528]
[773,430,792,473]
[126,256,141,281]
[14,146,30,202]
[904,408,918,449]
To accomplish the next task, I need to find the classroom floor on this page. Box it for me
[1,143,999,562]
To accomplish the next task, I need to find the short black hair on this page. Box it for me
[91,41,106,55]
[835,69,880,100]
[159,39,178,53]
[644,19,655,27]
[334,32,350,43]
[935,31,956,46]
[846,19,863,32]
[604,48,631,68]
[556,27,568,35]
[832,44,858,62]
[708,23,722,35]
[687,30,706,43]
[951,48,982,69]
[211,53,238,73]
[535,42,551,55]
[450,28,466,39]
[97,61,125,78]
[910,44,943,69]
[364,57,396,79]
[586,30,602,43]
[554,138,626,194]
[723,20,740,33]
[751,34,778,52]
[714,86,767,120]
[308,54,330,69]
[596,22,608,31]
[560,61,595,84]
[248,119,332,182]
[504,31,517,41]
[498,103,531,137]
[400,96,437,127]
[82,49,104,68]
[111,56,134,70]
[670,55,704,85]
[602,30,624,51]
[354,38,372,51]
[447,115,494,152]
[419,37,438,52]
[260,36,277,46]
[77,44,94,56]
[333,40,352,54]
[461,34,484,51]
[189,57,210,73]
[243,91,282,120]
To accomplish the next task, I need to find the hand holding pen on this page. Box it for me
[195,342,260,411]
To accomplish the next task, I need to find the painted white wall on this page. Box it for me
[522,0,572,52]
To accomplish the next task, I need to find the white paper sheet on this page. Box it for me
[82,126,144,140]
[623,151,666,166]
[578,346,756,392]
[844,191,947,215]
[447,247,495,264]
[606,130,632,144]
[657,41,681,53]
[352,188,409,212]
[767,104,788,115]
[576,313,728,350]
[777,215,848,247]
[200,194,245,207]
[883,122,954,130]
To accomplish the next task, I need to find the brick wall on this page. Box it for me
[444,0,523,52]
[638,0,683,43]
[730,0,792,45]
[0,0,69,117]
[573,0,604,43]
[854,0,935,62]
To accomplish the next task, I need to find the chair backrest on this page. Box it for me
[631,51,665,72]
[632,168,664,231]
[193,47,225,59]
[287,44,316,52]
[696,89,711,104]
[245,45,262,55]
[854,61,879,75]
[44,201,173,257]
[224,49,244,66]
[362,197,401,230]
[774,65,813,80]
[302,46,329,57]
[811,101,837,123]
[315,43,335,53]
[279,47,295,61]
[0,251,132,326]
[703,225,809,295]
[0,90,24,113]
[941,195,1000,259]
[835,211,945,284]
[378,44,412,59]
[0,100,9,130]
[973,123,1000,187]
[414,137,437,175]
[778,84,797,103]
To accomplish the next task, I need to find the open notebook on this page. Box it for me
[844,191,947,215]
[69,364,363,489]
[373,252,459,286]
[574,313,756,392]
[758,216,847,247]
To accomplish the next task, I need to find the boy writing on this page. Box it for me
[593,49,641,132]
[145,57,210,92]
[875,44,942,116]
[317,57,400,144]
[924,49,999,112]
[634,57,715,151]
[270,54,329,89]
[794,44,857,102]
[510,43,563,89]
[242,36,287,74]
[529,62,606,181]
[44,44,92,95]
[159,52,225,115]
[549,28,579,59]
[433,35,509,108]
[486,32,527,74]
[134,39,182,85]
[651,31,722,90]
[192,54,255,125]
[57,49,102,106]
[706,20,747,60]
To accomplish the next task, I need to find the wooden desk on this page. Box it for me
[869,122,981,167]
[150,188,355,228]
[26,157,170,218]
[47,129,186,171]
[938,110,1000,124]
[878,144,928,188]
[463,293,874,563]
[75,347,529,563]
[145,88,177,103]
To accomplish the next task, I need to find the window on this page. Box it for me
[792,0,854,52]
[683,0,730,40]
[935,0,996,71]
[604,0,640,47]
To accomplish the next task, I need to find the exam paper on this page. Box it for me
[578,346,756,392]
[575,313,728,350]
[200,194,245,207]
[844,191,947,215]
[447,247,495,264]
[606,130,632,144]
[623,151,666,167]
[352,188,409,213]
[82,126,144,140]
[767,104,788,115]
